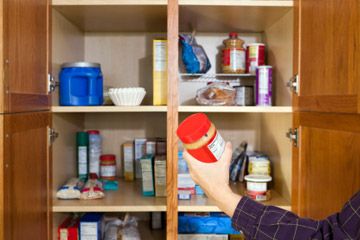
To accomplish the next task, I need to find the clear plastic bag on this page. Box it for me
[196,83,235,106]
[118,214,141,240]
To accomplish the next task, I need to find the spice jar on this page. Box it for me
[100,154,116,180]
[177,113,225,163]
[222,32,246,74]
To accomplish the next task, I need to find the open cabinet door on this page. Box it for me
[3,112,51,240]
[293,0,360,113]
[3,0,50,113]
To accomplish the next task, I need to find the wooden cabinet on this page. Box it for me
[1,0,360,239]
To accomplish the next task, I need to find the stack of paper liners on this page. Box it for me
[153,39,167,105]
[154,155,166,197]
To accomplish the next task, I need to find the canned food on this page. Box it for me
[246,43,265,74]
[256,66,272,106]
[234,85,254,106]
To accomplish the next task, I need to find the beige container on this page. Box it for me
[153,39,168,105]
[154,155,166,197]
[123,142,134,181]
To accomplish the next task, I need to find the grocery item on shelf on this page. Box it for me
[256,66,273,106]
[178,212,239,234]
[177,113,226,163]
[123,142,135,181]
[154,155,167,197]
[104,218,122,240]
[244,174,272,201]
[80,179,105,200]
[195,185,205,196]
[178,234,228,240]
[76,132,89,180]
[156,138,167,155]
[178,151,189,174]
[56,178,84,200]
[178,190,192,200]
[118,214,141,240]
[246,43,266,74]
[101,179,119,191]
[222,32,246,74]
[234,85,254,106]
[108,87,146,106]
[100,154,117,181]
[103,86,114,105]
[179,33,211,74]
[178,173,196,194]
[196,83,236,106]
[248,153,271,175]
[59,62,103,106]
[146,139,157,155]
[229,142,248,182]
[58,215,80,240]
[80,213,103,240]
[88,130,102,178]
[134,138,147,179]
[140,155,155,196]
[153,39,168,106]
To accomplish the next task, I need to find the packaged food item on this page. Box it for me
[134,138,147,179]
[80,179,105,200]
[248,154,271,175]
[140,155,155,196]
[246,43,265,74]
[58,215,80,240]
[146,140,156,155]
[101,179,119,191]
[178,173,196,189]
[153,39,167,106]
[244,174,272,201]
[195,185,205,196]
[118,214,141,240]
[76,132,89,180]
[88,130,102,178]
[222,32,246,74]
[56,178,84,200]
[234,85,254,106]
[179,33,211,74]
[178,190,192,200]
[154,155,167,197]
[80,213,104,240]
[229,142,248,182]
[256,66,273,106]
[196,83,236,106]
[123,142,135,181]
[177,113,226,163]
[178,151,189,174]
[100,154,116,181]
[104,218,122,240]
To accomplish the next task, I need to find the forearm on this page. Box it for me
[212,186,242,218]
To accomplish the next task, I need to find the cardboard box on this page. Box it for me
[80,213,103,240]
[153,39,167,105]
[134,138,147,179]
[58,216,80,240]
[154,155,166,197]
[146,140,157,155]
[140,154,155,196]
[123,142,134,181]
[178,173,196,189]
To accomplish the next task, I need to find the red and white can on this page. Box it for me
[246,43,265,74]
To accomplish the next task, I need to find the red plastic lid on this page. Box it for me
[87,130,100,135]
[177,113,212,144]
[229,32,238,38]
[100,154,116,161]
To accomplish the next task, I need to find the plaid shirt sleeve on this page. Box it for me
[232,191,360,239]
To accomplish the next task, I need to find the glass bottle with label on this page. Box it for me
[76,132,89,180]
[222,32,246,74]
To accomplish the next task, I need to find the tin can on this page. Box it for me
[234,85,254,106]
[246,43,265,74]
[256,66,272,106]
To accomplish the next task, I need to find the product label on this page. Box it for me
[259,70,269,94]
[141,160,154,192]
[80,223,98,240]
[89,152,100,176]
[247,182,267,192]
[100,166,116,177]
[230,49,245,70]
[60,230,68,240]
[124,146,134,173]
[207,132,225,161]
[154,41,167,72]
[78,146,88,175]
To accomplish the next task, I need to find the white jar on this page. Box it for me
[87,130,102,178]
[244,174,272,201]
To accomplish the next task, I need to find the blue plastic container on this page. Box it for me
[59,62,103,106]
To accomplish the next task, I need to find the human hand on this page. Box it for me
[183,142,242,217]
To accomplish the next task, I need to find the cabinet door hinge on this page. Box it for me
[286,128,298,146]
[48,127,59,145]
[48,74,59,93]
[287,74,299,94]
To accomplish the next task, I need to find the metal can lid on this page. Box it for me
[61,62,101,68]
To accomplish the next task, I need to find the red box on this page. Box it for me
[58,216,80,240]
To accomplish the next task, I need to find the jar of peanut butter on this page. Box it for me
[222,32,246,74]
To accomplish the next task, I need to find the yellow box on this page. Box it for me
[153,40,167,106]
[123,142,134,181]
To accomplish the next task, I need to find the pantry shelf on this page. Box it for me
[179,106,292,113]
[178,183,291,212]
[179,0,293,7]
[179,73,255,82]
[51,106,168,113]
[52,179,166,212]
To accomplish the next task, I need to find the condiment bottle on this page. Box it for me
[76,132,89,180]
[222,32,246,74]
[100,154,117,180]
[177,113,225,163]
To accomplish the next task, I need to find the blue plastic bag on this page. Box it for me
[180,34,211,74]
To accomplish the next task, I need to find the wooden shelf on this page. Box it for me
[178,183,291,212]
[53,0,167,5]
[52,106,167,113]
[52,179,166,212]
[179,106,292,113]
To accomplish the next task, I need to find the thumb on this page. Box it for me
[220,142,232,168]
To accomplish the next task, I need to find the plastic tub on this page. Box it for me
[244,174,272,201]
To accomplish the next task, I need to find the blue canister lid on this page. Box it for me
[61,62,101,68]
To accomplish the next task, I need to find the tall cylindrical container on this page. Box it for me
[221,32,246,74]
[88,130,102,178]
[256,66,272,106]
[76,132,89,180]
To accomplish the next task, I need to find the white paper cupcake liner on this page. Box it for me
[109,88,146,106]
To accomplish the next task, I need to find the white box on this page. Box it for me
[134,138,147,179]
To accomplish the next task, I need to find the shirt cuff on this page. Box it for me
[231,196,265,237]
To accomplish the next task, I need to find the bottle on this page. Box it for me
[222,32,246,74]
[76,132,89,180]
[100,154,117,181]
[87,130,102,178]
